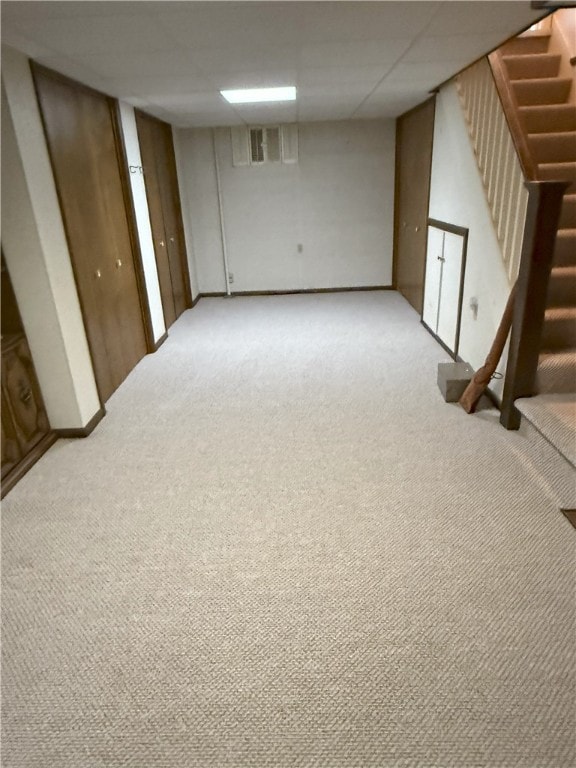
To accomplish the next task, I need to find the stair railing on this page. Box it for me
[499,180,569,429]
[456,58,529,283]
[456,50,568,429]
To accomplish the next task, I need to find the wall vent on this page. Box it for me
[231,125,298,167]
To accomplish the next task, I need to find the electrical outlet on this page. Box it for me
[228,272,234,284]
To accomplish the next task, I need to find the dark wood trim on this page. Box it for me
[488,51,537,181]
[393,95,436,292]
[112,100,156,354]
[167,123,193,309]
[561,509,576,530]
[30,61,106,410]
[1,431,58,499]
[152,331,168,352]
[420,319,457,360]
[422,219,469,359]
[199,286,393,299]
[427,219,468,238]
[54,405,106,439]
[191,293,202,308]
[500,180,569,429]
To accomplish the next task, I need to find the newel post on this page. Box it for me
[500,180,569,430]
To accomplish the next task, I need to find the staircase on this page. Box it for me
[497,27,576,472]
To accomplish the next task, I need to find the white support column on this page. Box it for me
[1,46,101,429]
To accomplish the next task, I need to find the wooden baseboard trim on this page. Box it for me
[190,294,202,308]
[54,405,106,439]
[198,286,393,300]
[152,331,168,352]
[1,431,58,499]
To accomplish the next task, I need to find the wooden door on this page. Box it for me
[136,111,191,327]
[394,97,436,313]
[33,66,148,402]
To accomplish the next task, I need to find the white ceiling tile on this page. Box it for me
[425,1,544,36]
[5,15,176,57]
[211,70,299,90]
[299,38,413,69]
[404,33,511,63]
[1,0,546,125]
[78,49,199,79]
[297,66,389,88]
[384,61,466,85]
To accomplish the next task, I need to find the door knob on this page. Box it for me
[437,256,445,262]
[116,259,122,268]
[170,237,175,243]
[415,226,420,232]
[95,269,102,278]
[159,240,165,247]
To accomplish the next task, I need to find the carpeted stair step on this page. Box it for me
[499,35,550,56]
[515,394,576,468]
[519,104,576,133]
[547,265,576,306]
[512,77,572,106]
[541,306,576,349]
[536,348,576,394]
[554,229,576,266]
[538,161,576,193]
[503,53,561,79]
[559,194,576,229]
[528,131,576,164]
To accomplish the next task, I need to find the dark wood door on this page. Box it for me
[394,97,436,314]
[136,111,191,327]
[33,66,148,402]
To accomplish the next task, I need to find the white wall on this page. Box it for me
[428,82,514,398]
[117,102,166,342]
[1,46,101,429]
[176,120,395,293]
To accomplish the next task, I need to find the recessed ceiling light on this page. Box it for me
[220,87,297,105]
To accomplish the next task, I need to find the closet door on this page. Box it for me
[136,111,191,327]
[33,66,148,402]
[394,97,436,313]
[422,221,468,357]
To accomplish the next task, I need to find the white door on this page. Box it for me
[422,224,467,356]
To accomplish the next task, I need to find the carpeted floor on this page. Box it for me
[2,292,574,768]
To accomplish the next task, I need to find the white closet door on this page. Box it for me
[437,231,465,352]
[422,226,444,334]
[422,223,466,356]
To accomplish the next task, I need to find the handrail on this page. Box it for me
[500,180,569,429]
[488,51,538,181]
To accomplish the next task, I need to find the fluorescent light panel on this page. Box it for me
[220,86,296,104]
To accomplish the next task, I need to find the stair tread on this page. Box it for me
[515,395,576,466]
[545,306,576,320]
[511,76,572,85]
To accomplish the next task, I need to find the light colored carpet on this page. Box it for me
[2,292,575,768]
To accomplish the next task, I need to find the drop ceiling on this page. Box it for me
[1,1,546,127]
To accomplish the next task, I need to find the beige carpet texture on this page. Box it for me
[1,292,575,768]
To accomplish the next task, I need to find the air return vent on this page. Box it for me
[231,125,298,167]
